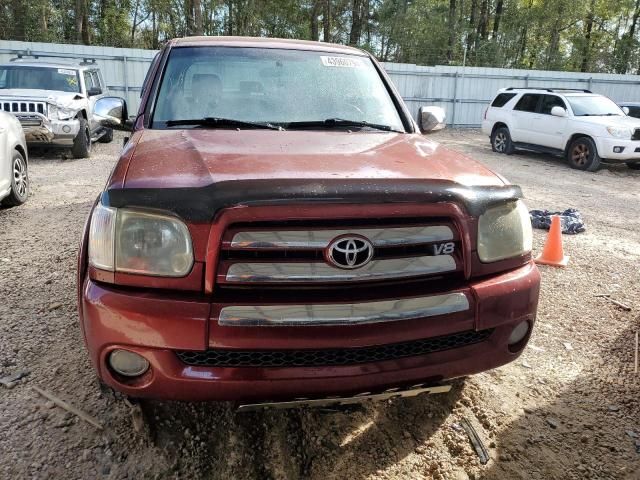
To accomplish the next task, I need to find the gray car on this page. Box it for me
[0,59,113,158]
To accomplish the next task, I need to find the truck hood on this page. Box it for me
[0,89,85,107]
[123,129,505,189]
[574,114,640,129]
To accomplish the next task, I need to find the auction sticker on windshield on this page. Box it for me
[320,56,364,68]
[57,68,76,76]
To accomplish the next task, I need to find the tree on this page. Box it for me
[3,0,640,74]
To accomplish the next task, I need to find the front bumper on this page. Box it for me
[80,261,540,402]
[594,136,640,161]
[16,113,79,145]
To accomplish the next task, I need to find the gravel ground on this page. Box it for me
[0,130,638,480]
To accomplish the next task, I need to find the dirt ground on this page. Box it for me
[1,129,639,480]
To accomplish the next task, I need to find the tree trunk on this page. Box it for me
[10,0,26,40]
[82,0,91,45]
[75,0,84,43]
[466,0,478,55]
[323,0,331,42]
[228,0,234,35]
[311,1,321,41]
[193,0,203,35]
[40,1,48,35]
[477,0,489,42]
[349,0,364,45]
[185,0,193,35]
[447,0,456,61]
[151,2,158,49]
[492,0,503,38]
[580,0,596,72]
[131,0,140,43]
[618,0,640,73]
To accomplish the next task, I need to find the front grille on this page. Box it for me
[0,100,46,116]
[176,329,493,367]
[633,129,640,141]
[218,219,462,286]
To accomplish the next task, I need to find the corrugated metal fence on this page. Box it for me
[3,40,640,127]
[383,63,640,127]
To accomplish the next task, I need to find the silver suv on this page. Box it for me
[0,59,113,158]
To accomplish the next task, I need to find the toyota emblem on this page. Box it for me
[326,235,374,269]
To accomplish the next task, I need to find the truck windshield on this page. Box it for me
[567,96,624,116]
[152,46,405,131]
[0,66,80,93]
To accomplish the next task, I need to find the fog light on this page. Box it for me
[613,146,625,153]
[62,125,71,133]
[508,320,530,345]
[108,349,149,377]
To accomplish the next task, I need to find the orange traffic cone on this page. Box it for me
[535,215,569,267]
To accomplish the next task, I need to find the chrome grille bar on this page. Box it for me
[224,255,456,283]
[230,226,453,249]
[219,292,469,326]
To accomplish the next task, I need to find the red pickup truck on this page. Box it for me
[78,37,540,408]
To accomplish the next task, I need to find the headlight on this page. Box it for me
[477,200,532,262]
[88,204,194,277]
[606,126,632,138]
[48,104,76,120]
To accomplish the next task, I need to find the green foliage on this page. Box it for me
[2,0,640,73]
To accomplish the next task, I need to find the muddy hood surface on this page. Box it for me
[122,129,506,189]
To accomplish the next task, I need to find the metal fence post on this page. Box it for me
[588,77,593,91]
[122,56,129,103]
[452,72,459,127]
[524,74,529,88]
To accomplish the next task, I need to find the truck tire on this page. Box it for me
[491,127,515,155]
[72,118,92,159]
[567,137,601,171]
[626,161,640,170]
[2,150,29,207]
[98,128,114,144]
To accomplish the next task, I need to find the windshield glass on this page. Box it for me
[0,66,80,93]
[567,95,624,116]
[152,47,405,131]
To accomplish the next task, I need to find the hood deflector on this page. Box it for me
[101,179,523,222]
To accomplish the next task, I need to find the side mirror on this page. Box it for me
[87,87,102,97]
[418,106,446,133]
[94,96,133,131]
[550,106,567,117]
[622,106,630,115]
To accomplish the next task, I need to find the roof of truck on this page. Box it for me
[170,36,369,56]
[1,60,94,70]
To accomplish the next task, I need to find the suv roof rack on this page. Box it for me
[504,87,592,93]
[8,50,96,66]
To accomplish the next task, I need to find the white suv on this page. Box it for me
[481,88,640,171]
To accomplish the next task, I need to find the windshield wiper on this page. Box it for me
[286,118,403,133]
[165,117,283,130]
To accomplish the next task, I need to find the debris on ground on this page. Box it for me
[460,418,489,465]
[594,294,633,311]
[31,385,104,430]
[546,418,560,429]
[0,370,30,388]
[529,208,585,234]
